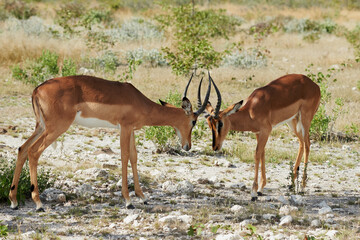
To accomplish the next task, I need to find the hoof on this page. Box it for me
[288,184,294,190]
[11,206,19,210]
[251,196,258,202]
[126,204,135,209]
[36,207,45,212]
[143,200,148,205]
[257,192,264,196]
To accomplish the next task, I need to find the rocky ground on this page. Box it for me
[0,114,359,240]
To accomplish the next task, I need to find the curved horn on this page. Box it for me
[182,73,194,99]
[197,77,204,109]
[210,74,222,117]
[194,74,211,116]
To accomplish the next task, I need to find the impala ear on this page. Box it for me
[224,100,243,117]
[159,99,176,108]
[181,97,192,115]
[205,101,215,116]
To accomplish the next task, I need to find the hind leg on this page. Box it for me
[9,124,44,209]
[289,116,305,188]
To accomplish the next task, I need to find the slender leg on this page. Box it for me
[27,128,66,211]
[129,131,147,204]
[290,117,305,187]
[9,125,43,209]
[258,150,266,195]
[302,126,311,190]
[251,130,269,201]
[120,128,133,209]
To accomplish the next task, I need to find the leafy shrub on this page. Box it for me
[156,3,241,75]
[126,48,167,67]
[81,9,112,30]
[222,48,267,68]
[96,50,121,73]
[0,157,55,204]
[306,64,344,140]
[0,221,8,238]
[104,18,163,42]
[145,90,182,151]
[62,58,77,76]
[3,0,36,20]
[55,2,85,35]
[12,50,78,86]
[345,25,360,62]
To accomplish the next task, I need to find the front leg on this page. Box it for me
[129,131,147,204]
[251,131,270,201]
[120,128,134,209]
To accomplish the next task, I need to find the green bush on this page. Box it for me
[0,157,55,204]
[345,25,360,62]
[145,90,182,151]
[156,3,241,75]
[0,221,8,238]
[306,64,344,140]
[12,50,78,86]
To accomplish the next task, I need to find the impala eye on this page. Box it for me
[192,120,197,126]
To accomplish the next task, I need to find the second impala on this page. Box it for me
[203,74,320,201]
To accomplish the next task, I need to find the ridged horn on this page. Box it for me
[182,73,194,99]
[197,77,204,110]
[210,73,222,118]
[194,74,211,116]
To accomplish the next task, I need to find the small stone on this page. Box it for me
[326,230,338,239]
[319,206,332,215]
[76,184,95,197]
[216,234,241,240]
[277,195,289,205]
[263,214,276,220]
[123,214,139,224]
[40,188,66,203]
[210,215,226,221]
[342,145,351,151]
[279,205,298,216]
[230,183,246,190]
[22,231,36,239]
[230,205,244,213]
[239,219,257,227]
[279,215,292,226]
[290,195,304,205]
[311,219,321,227]
[102,163,119,170]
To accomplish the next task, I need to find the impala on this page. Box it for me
[203,74,320,200]
[9,74,211,211]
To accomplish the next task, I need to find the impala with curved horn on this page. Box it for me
[202,73,320,201]
[9,74,211,211]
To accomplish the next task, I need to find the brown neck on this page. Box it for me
[228,108,257,132]
[145,102,185,127]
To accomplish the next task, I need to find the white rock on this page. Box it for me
[216,234,241,240]
[158,214,192,229]
[290,195,304,205]
[177,180,194,193]
[117,176,134,188]
[326,230,338,239]
[230,183,246,190]
[21,231,36,239]
[79,168,108,180]
[230,205,244,213]
[310,219,321,227]
[318,200,329,208]
[239,219,257,227]
[123,214,139,224]
[277,195,290,205]
[279,205,298,216]
[263,214,276,220]
[79,67,95,75]
[214,158,234,168]
[209,176,218,183]
[319,206,332,215]
[342,145,351,151]
[40,188,66,202]
[75,184,95,197]
[279,215,292,226]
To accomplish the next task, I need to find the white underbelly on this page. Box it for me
[73,111,120,129]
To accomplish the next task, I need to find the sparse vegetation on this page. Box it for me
[0,157,55,204]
